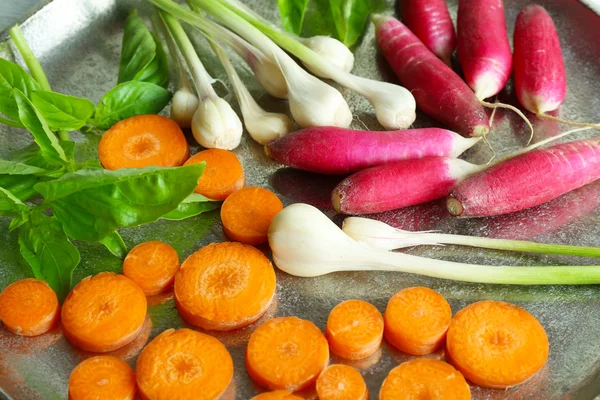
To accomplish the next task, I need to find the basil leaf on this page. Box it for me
[276,0,309,35]
[0,88,23,126]
[9,143,66,174]
[18,210,80,300]
[0,186,28,217]
[0,174,46,201]
[162,193,221,220]
[13,89,67,164]
[34,164,205,242]
[134,33,169,87]
[30,91,95,131]
[0,159,48,175]
[118,9,157,83]
[91,81,171,129]
[99,231,128,259]
[329,0,373,47]
[0,58,40,124]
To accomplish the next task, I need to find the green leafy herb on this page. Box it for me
[34,164,206,242]
[0,159,48,176]
[99,231,128,259]
[30,91,95,131]
[329,0,372,47]
[276,0,309,35]
[0,58,40,125]
[162,193,221,220]
[18,210,80,300]
[91,80,171,129]
[0,175,43,202]
[0,186,28,217]
[134,33,169,87]
[118,9,157,83]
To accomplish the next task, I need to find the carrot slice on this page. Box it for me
[316,364,368,400]
[0,278,59,337]
[246,316,329,391]
[326,299,383,360]
[175,242,276,331]
[61,272,147,352]
[184,149,245,200]
[68,355,136,400]
[136,328,233,400]
[98,114,190,170]
[446,300,549,389]
[250,390,304,400]
[384,287,452,355]
[221,186,283,245]
[122,241,180,296]
[379,358,471,399]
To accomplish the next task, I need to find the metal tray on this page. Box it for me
[1,0,600,398]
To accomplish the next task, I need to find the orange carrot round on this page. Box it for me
[184,149,245,200]
[174,242,276,331]
[221,186,283,245]
[68,355,136,400]
[446,300,549,389]
[0,278,59,337]
[379,358,470,399]
[250,390,304,400]
[61,272,147,352]
[326,299,383,360]
[98,114,189,170]
[316,364,368,400]
[136,328,233,400]
[246,316,329,391]
[122,241,180,296]
[384,287,452,355]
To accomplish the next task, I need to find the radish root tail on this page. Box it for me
[537,113,600,130]
[480,100,534,145]
[482,134,496,165]
[488,97,499,128]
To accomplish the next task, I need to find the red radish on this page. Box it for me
[373,15,490,137]
[399,0,456,65]
[265,126,481,175]
[332,157,483,214]
[457,0,511,100]
[447,137,600,217]
[514,5,599,129]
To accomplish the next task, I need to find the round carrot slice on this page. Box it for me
[184,149,245,200]
[316,364,368,400]
[384,287,452,355]
[246,316,329,391]
[98,114,190,170]
[122,241,180,296]
[0,278,59,337]
[136,328,233,400]
[221,186,283,245]
[61,272,147,352]
[68,355,136,400]
[250,390,304,400]
[174,242,276,331]
[379,358,471,399]
[446,300,549,389]
[326,299,383,360]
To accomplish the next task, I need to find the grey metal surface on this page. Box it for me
[0,0,599,398]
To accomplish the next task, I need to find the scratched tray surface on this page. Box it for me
[1,0,600,398]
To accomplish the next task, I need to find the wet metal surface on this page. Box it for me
[0,0,600,398]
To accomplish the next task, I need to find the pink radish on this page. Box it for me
[399,0,456,65]
[447,137,600,217]
[514,5,599,129]
[265,126,481,175]
[373,15,490,137]
[332,156,483,214]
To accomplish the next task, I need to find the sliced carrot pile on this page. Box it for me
[379,358,471,399]
[326,299,383,360]
[0,278,59,337]
[98,114,189,170]
[246,316,329,391]
[384,287,452,355]
[221,186,283,245]
[174,242,276,331]
[68,355,136,400]
[316,364,368,400]
[122,241,180,296]
[184,149,245,200]
[250,390,304,400]
[61,272,147,352]
[136,328,233,400]
[446,300,549,389]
